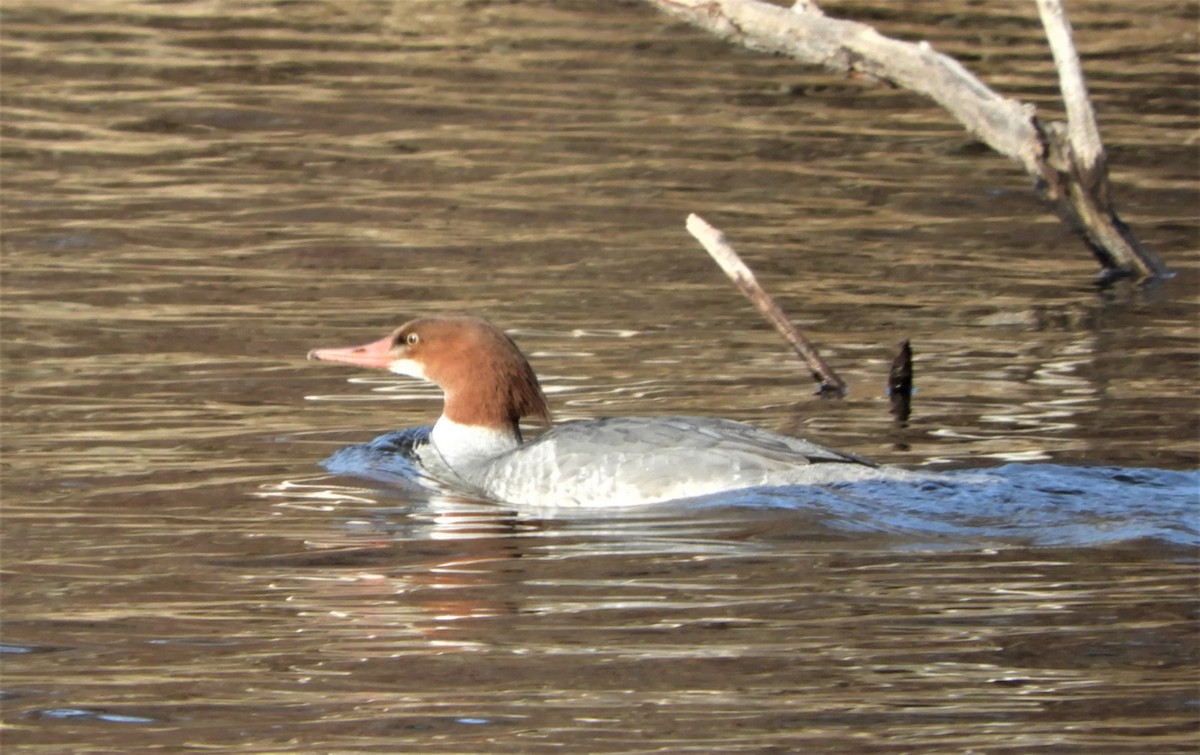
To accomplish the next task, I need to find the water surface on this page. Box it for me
[2,0,1197,751]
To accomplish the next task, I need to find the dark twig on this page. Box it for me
[888,339,913,422]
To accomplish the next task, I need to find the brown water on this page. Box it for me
[2,0,1198,751]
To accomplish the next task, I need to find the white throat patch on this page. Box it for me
[431,417,520,472]
[388,357,427,380]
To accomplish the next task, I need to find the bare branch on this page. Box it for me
[686,213,848,396]
[645,0,1170,282]
[650,0,1041,171]
[1036,0,1102,169]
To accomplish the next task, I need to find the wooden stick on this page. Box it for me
[888,339,913,422]
[685,213,847,397]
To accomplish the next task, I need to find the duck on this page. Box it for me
[308,315,896,507]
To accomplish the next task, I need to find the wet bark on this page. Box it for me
[888,339,913,422]
[645,0,1169,283]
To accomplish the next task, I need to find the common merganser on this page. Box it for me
[308,315,899,507]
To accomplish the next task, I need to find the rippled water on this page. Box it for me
[2,0,1197,751]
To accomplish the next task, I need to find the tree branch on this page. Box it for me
[645,0,1169,282]
[686,213,848,396]
[1036,0,1102,169]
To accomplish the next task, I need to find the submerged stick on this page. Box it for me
[888,339,913,422]
[685,213,847,397]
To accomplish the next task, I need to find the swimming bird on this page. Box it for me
[309,315,892,507]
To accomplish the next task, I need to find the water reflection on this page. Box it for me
[263,456,1199,555]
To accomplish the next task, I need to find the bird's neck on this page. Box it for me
[430,415,522,472]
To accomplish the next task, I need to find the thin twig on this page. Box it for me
[685,213,847,396]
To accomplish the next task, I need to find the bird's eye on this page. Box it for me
[405,332,420,346]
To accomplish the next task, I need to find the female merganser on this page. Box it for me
[308,315,897,507]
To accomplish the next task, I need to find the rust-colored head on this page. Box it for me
[309,316,551,431]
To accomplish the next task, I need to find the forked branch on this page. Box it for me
[645,0,1169,282]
